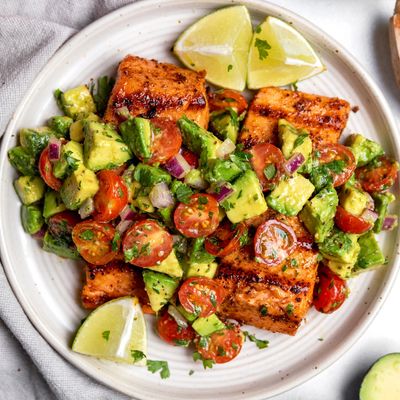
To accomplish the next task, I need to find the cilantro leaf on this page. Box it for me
[146,360,170,379]
[243,331,269,349]
[255,38,271,60]
[131,350,146,363]
[192,351,215,369]
[102,330,110,341]
[293,134,309,148]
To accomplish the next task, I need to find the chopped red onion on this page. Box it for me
[149,182,174,209]
[284,153,305,175]
[164,153,192,179]
[119,204,137,221]
[78,197,94,219]
[365,192,375,210]
[168,305,188,328]
[213,184,234,203]
[48,138,61,162]
[32,227,46,239]
[361,208,378,224]
[216,138,235,159]
[116,219,133,234]
[382,215,398,231]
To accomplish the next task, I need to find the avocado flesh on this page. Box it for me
[352,231,385,275]
[8,146,37,176]
[339,185,370,216]
[42,231,80,260]
[209,109,239,144]
[21,204,44,234]
[347,133,384,167]
[53,140,84,179]
[57,85,96,120]
[145,250,183,278]
[14,176,45,205]
[192,314,226,336]
[120,117,152,161]
[19,127,54,158]
[43,190,67,219]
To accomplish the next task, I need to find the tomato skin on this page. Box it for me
[335,206,372,234]
[122,219,173,267]
[254,220,297,266]
[178,277,226,318]
[356,155,399,193]
[196,324,244,364]
[208,89,248,115]
[72,221,119,265]
[205,221,246,257]
[317,144,356,187]
[313,266,349,313]
[180,148,199,169]
[39,146,63,191]
[248,143,285,191]
[157,311,196,346]
[174,194,219,238]
[48,211,80,240]
[93,170,128,223]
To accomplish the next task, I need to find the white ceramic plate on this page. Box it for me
[1,1,399,399]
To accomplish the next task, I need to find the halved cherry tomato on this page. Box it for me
[254,220,297,266]
[356,155,398,193]
[313,265,349,313]
[317,144,356,187]
[205,221,246,257]
[174,194,219,238]
[180,148,199,169]
[39,146,63,191]
[195,324,244,364]
[122,219,173,267]
[148,117,182,164]
[48,211,80,241]
[208,89,248,115]
[93,170,128,223]
[72,221,119,265]
[335,206,372,234]
[157,311,196,346]
[248,143,285,191]
[178,277,225,318]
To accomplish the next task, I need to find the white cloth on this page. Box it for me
[0,1,397,399]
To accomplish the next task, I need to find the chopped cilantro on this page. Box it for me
[198,196,209,205]
[260,305,268,316]
[146,360,170,379]
[255,38,271,60]
[286,303,294,316]
[293,134,308,148]
[193,351,215,369]
[131,350,146,363]
[102,330,110,341]
[263,163,277,180]
[80,229,94,241]
[227,64,233,72]
[174,339,190,347]
[243,331,269,349]
[210,292,217,308]
[111,231,121,252]
[290,81,299,91]
[124,245,139,262]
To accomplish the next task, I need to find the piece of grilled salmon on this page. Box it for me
[240,87,350,148]
[215,210,319,335]
[103,55,209,128]
[81,262,149,310]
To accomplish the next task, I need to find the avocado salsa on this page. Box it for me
[8,79,399,367]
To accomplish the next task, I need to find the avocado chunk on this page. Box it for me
[176,304,197,322]
[203,159,242,184]
[189,238,215,264]
[47,116,73,137]
[55,85,96,120]
[83,121,132,171]
[339,185,370,216]
[120,117,152,161]
[178,116,222,165]
[192,314,226,336]
[146,249,183,278]
[352,231,385,275]
[267,174,315,216]
[347,134,384,167]
[133,163,171,187]
[135,196,155,213]
[299,185,338,243]
[209,108,239,144]
[43,190,67,219]
[373,192,396,233]
[186,262,218,279]
[43,231,80,259]
[326,260,354,280]
[14,176,45,205]
[69,113,101,142]
[60,166,99,210]
[319,228,360,264]
[53,140,83,179]
[222,169,268,223]
[8,146,37,176]
[142,270,180,312]
[21,204,44,235]
[19,127,54,158]
[158,206,174,228]
[184,169,208,189]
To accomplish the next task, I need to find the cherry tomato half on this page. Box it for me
[356,155,398,193]
[335,206,372,234]
[317,144,356,187]
[157,311,196,346]
[122,219,173,267]
[205,221,247,258]
[48,211,80,240]
[178,277,226,318]
[254,220,297,266]
[195,324,244,364]
[180,148,199,169]
[72,221,119,265]
[39,146,63,191]
[248,143,285,191]
[174,194,219,238]
[208,89,248,115]
[313,266,349,313]
[93,170,128,223]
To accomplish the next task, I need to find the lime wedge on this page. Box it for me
[173,6,253,91]
[247,16,325,89]
[72,296,146,365]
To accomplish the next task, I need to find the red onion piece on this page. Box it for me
[119,204,137,221]
[382,215,398,231]
[149,182,174,208]
[48,138,61,162]
[361,208,378,224]
[115,106,131,120]
[213,184,234,203]
[168,305,188,328]
[78,197,94,219]
[284,152,305,175]
[164,153,192,179]
[216,138,235,159]
[116,219,133,235]
[32,227,46,239]
[365,192,375,210]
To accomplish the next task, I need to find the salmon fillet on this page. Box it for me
[81,262,149,310]
[103,55,209,128]
[215,210,319,335]
[240,87,351,148]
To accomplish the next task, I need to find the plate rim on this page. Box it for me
[1,0,399,398]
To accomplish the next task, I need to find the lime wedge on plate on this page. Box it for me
[173,5,253,91]
[72,296,146,364]
[247,16,325,89]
